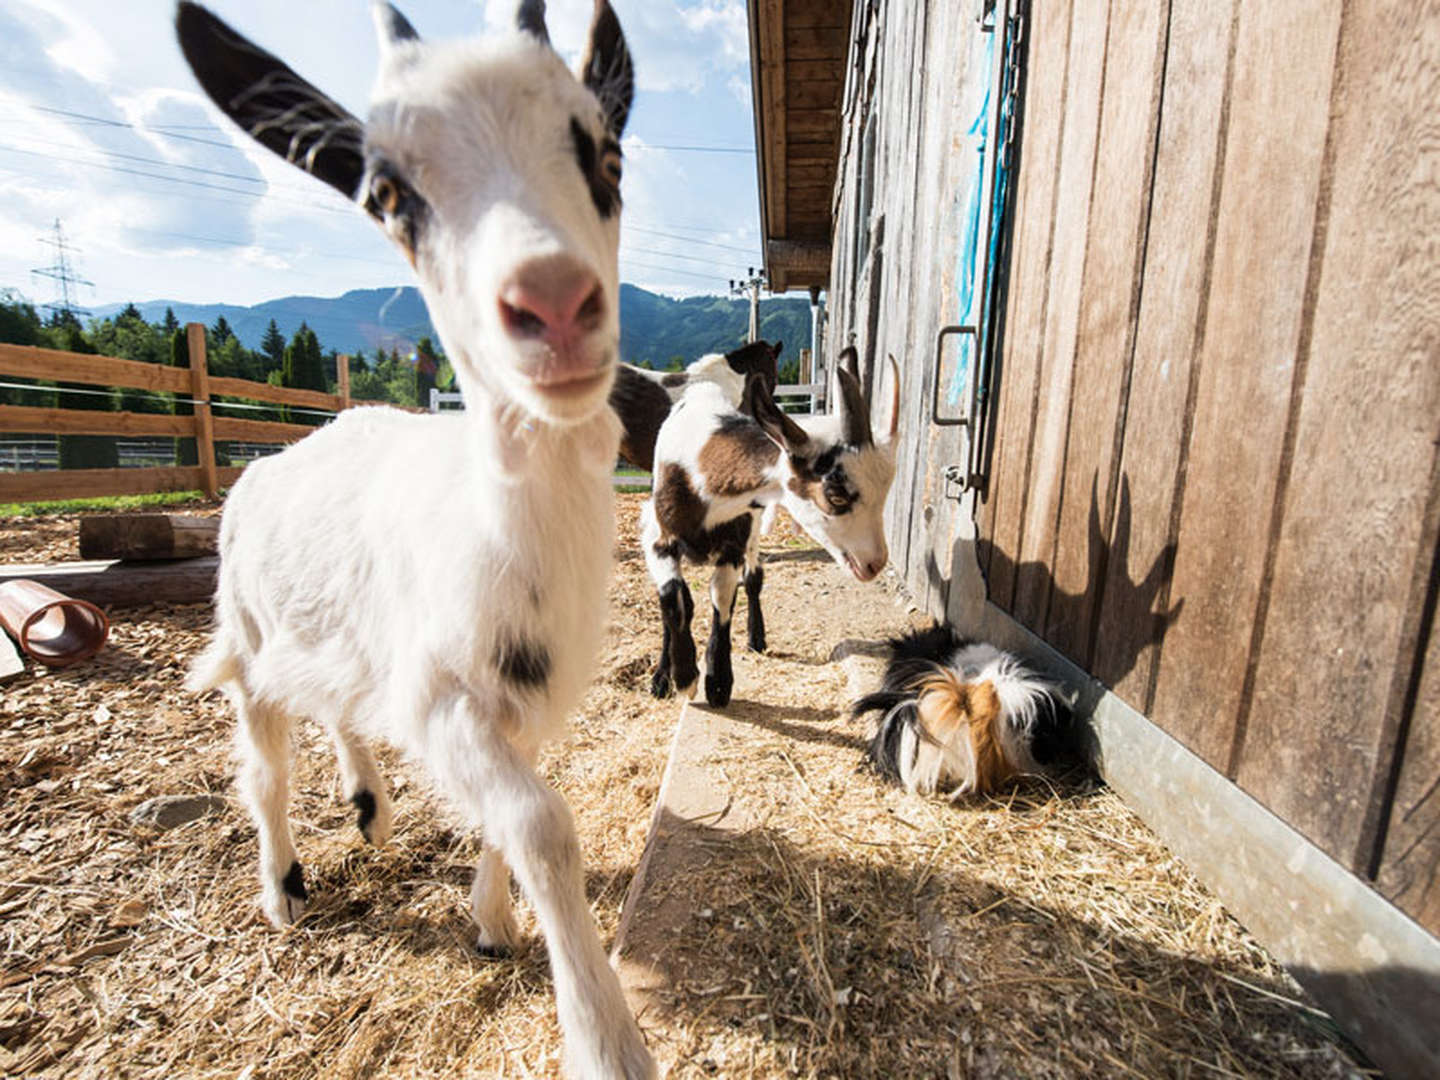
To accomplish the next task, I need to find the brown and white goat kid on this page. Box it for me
[178,3,652,1076]
[853,626,1076,796]
[609,339,783,471]
[641,347,898,707]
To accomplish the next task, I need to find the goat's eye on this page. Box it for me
[371,173,401,215]
[601,148,622,187]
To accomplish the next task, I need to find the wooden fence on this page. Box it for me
[0,323,379,503]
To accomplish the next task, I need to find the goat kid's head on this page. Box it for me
[176,0,634,425]
[744,346,898,582]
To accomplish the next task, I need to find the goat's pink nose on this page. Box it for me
[498,256,604,348]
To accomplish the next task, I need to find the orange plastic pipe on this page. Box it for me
[0,579,110,668]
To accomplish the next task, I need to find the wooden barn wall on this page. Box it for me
[828,0,1440,937]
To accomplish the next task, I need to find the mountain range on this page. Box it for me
[95,284,816,369]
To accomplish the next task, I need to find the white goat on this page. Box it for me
[177,3,652,1076]
[642,347,899,706]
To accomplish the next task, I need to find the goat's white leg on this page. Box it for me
[704,560,742,707]
[471,845,522,956]
[641,500,698,699]
[742,509,766,654]
[430,697,654,1080]
[233,691,307,927]
[327,719,394,846]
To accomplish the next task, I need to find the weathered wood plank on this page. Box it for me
[0,343,190,394]
[1150,0,1344,769]
[757,0,788,240]
[784,5,849,30]
[1237,0,1440,870]
[1044,0,1167,666]
[0,557,218,608]
[784,59,843,83]
[1093,0,1238,708]
[211,416,320,445]
[1011,0,1110,642]
[186,324,218,499]
[980,0,1074,610]
[783,80,843,111]
[1378,548,1440,935]
[206,375,340,412]
[78,514,220,561]
[0,405,192,438]
[0,629,23,684]
[0,466,208,503]
[784,25,846,60]
[787,108,839,135]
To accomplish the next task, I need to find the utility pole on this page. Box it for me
[729,268,765,343]
[32,219,93,323]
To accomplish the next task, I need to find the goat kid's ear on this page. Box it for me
[886,354,900,442]
[580,0,634,136]
[373,1,421,55]
[836,360,874,447]
[176,3,365,201]
[745,372,809,454]
[516,0,549,44]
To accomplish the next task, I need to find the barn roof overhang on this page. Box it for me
[747,0,852,294]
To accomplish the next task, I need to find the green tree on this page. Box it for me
[169,327,198,466]
[260,318,286,369]
[57,326,119,471]
[211,314,235,345]
[415,336,440,408]
[282,323,326,425]
[0,293,54,407]
[162,306,179,334]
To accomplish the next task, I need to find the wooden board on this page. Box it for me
[1043,0,1167,666]
[1148,0,1343,770]
[1092,0,1239,708]
[0,405,192,438]
[0,466,210,503]
[207,376,340,413]
[211,416,320,445]
[784,25,846,60]
[78,514,219,561]
[0,557,219,608]
[1378,557,1440,935]
[0,343,190,394]
[1238,0,1440,870]
[1010,0,1110,643]
[979,0,1075,611]
[0,628,23,684]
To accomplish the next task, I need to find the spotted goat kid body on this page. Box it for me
[642,347,899,707]
[854,625,1078,796]
[177,3,652,1077]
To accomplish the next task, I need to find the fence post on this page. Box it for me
[337,353,351,411]
[186,322,218,498]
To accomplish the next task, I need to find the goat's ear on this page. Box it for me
[835,349,874,446]
[885,354,900,442]
[516,0,549,43]
[580,0,634,136]
[373,2,421,54]
[746,372,808,454]
[176,3,365,201]
[772,339,784,357]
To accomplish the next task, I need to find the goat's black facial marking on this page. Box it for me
[495,636,551,689]
[281,861,308,902]
[351,790,378,838]
[362,158,430,261]
[570,117,620,219]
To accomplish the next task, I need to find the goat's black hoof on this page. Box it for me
[282,860,308,902]
[351,790,377,836]
[674,661,700,695]
[747,633,767,654]
[705,674,733,708]
[650,668,673,698]
[475,941,513,961]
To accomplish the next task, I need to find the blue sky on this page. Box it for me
[0,0,763,309]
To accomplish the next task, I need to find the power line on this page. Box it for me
[624,225,759,256]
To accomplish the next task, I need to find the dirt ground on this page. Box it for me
[0,494,1369,1078]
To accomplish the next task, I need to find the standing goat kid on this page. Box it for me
[642,347,898,706]
[177,3,652,1076]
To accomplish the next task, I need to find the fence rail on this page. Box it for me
[0,324,387,503]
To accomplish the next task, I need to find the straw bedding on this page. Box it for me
[0,494,1368,1077]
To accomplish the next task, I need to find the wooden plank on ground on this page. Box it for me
[78,514,219,561]
[1238,0,1440,871]
[0,557,219,608]
[1093,0,1239,709]
[1043,0,1166,666]
[1148,0,1343,770]
[0,629,24,683]
[0,405,192,438]
[0,466,208,504]
[1011,0,1109,644]
[978,0,1074,611]
[0,343,190,394]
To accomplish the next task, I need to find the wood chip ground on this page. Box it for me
[0,495,1370,1077]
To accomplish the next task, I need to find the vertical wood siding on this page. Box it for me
[831,0,1440,937]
